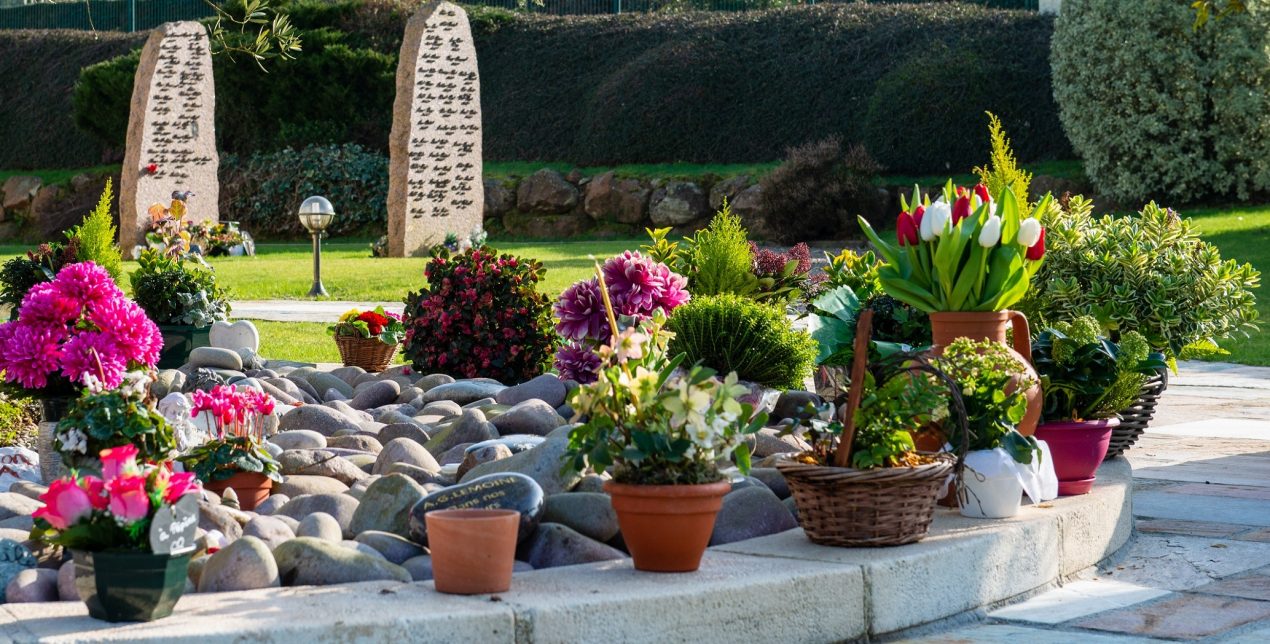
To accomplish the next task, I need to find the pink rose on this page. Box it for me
[164,471,201,504]
[33,478,94,530]
[107,475,151,523]
[80,475,108,510]
[99,444,139,482]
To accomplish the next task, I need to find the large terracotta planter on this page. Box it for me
[426,509,520,594]
[72,549,191,622]
[157,325,211,370]
[605,480,731,572]
[1035,418,1116,495]
[203,471,272,511]
[928,310,1041,437]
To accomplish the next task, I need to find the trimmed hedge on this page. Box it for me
[55,2,1067,173]
[0,29,144,170]
[1052,0,1270,203]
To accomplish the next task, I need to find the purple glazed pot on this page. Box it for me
[1034,418,1118,495]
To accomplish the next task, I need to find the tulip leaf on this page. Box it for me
[999,186,1020,245]
[858,216,902,268]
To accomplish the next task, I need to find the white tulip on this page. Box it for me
[924,199,950,240]
[978,215,1002,247]
[1017,218,1042,247]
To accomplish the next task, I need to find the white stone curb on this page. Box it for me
[2,460,1133,642]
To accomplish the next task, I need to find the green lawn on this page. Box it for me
[1184,203,1269,366]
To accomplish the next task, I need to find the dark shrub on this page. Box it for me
[666,293,817,390]
[759,136,880,242]
[402,247,557,382]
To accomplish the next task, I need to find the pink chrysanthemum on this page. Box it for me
[18,282,81,329]
[87,299,162,367]
[554,342,602,384]
[649,262,690,310]
[553,278,608,341]
[603,251,661,314]
[0,322,65,389]
[52,262,123,309]
[61,330,127,388]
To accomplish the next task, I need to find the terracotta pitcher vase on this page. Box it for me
[927,310,1041,438]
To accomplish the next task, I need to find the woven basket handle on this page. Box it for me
[832,309,873,468]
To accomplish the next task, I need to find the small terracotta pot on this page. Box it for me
[426,509,520,594]
[203,471,272,511]
[605,480,731,572]
[929,310,1042,437]
[1035,418,1117,495]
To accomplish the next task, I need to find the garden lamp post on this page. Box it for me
[298,196,335,297]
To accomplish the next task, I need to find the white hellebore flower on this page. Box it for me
[1017,218,1042,247]
[978,215,1002,247]
[923,198,951,240]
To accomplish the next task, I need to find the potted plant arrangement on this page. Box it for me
[1022,196,1260,457]
[0,261,163,481]
[328,306,405,373]
[562,269,767,572]
[935,338,1051,519]
[130,249,231,369]
[178,384,280,510]
[54,371,178,475]
[1032,316,1166,494]
[777,311,962,547]
[29,444,202,622]
[859,183,1051,436]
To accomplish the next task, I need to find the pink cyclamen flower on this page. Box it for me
[0,321,64,389]
[33,478,94,530]
[51,262,123,310]
[554,278,608,341]
[164,471,201,504]
[60,330,127,388]
[107,474,151,524]
[99,444,140,482]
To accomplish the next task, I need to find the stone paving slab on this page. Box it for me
[1071,592,1270,640]
[896,623,1160,643]
[987,578,1170,625]
[1134,489,1270,527]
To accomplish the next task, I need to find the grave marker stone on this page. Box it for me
[387,1,483,257]
[118,21,219,251]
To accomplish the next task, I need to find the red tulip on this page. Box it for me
[1026,227,1046,260]
[973,183,991,204]
[896,211,919,247]
[951,194,971,225]
[912,204,926,230]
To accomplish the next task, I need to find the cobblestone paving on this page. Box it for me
[905,363,1270,643]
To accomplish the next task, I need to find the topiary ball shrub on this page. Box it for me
[666,293,817,390]
[1051,0,1270,203]
[759,136,882,243]
[403,247,557,382]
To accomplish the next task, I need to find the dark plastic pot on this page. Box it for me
[72,550,191,622]
[157,325,211,370]
[1034,418,1117,496]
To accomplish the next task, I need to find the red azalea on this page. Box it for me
[1026,228,1046,261]
[895,211,919,247]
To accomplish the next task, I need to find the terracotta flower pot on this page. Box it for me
[1034,418,1117,495]
[203,471,272,511]
[426,508,520,594]
[605,480,731,572]
[72,550,191,622]
[928,310,1042,437]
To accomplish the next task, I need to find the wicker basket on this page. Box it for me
[1104,367,1169,460]
[778,454,954,547]
[334,335,398,372]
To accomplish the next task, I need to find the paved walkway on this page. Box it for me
[908,363,1270,642]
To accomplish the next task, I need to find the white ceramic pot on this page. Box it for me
[958,453,1023,519]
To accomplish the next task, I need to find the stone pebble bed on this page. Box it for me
[0,343,816,602]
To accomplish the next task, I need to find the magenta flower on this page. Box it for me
[87,299,162,368]
[554,278,608,341]
[52,262,123,309]
[649,262,690,310]
[61,330,127,388]
[554,342,602,384]
[18,282,81,329]
[603,251,661,313]
[0,322,65,389]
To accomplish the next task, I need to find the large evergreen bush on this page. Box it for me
[666,294,817,390]
[1051,0,1270,203]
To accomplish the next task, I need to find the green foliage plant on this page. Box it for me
[973,112,1032,205]
[666,293,817,390]
[935,338,1039,465]
[0,395,38,449]
[563,304,766,486]
[687,201,757,297]
[1021,197,1260,363]
[53,373,177,471]
[1032,316,1167,422]
[1052,0,1270,203]
[0,238,82,320]
[180,435,283,484]
[130,249,231,328]
[69,179,123,280]
[823,249,882,301]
